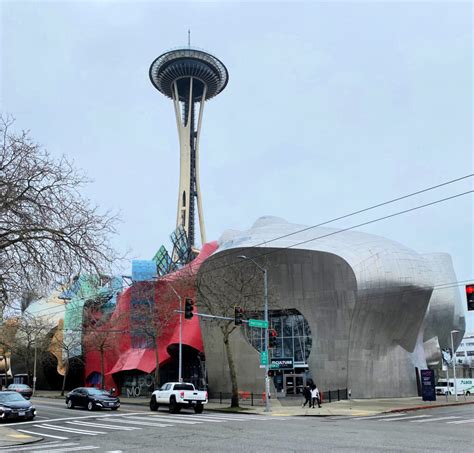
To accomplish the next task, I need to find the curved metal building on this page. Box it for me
[198,216,465,398]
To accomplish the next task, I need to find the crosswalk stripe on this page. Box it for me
[131,415,201,425]
[446,418,474,424]
[49,447,99,452]
[110,418,173,428]
[67,421,140,430]
[379,415,430,422]
[34,424,105,435]
[16,429,69,440]
[0,441,76,452]
[411,416,461,423]
[352,413,408,421]
[3,412,146,427]
[178,414,264,422]
[154,414,226,423]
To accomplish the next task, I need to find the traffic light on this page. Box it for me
[269,329,278,348]
[234,306,244,326]
[467,284,474,311]
[184,298,194,319]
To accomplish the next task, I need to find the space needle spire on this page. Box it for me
[149,45,228,251]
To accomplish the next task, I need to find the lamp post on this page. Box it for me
[450,329,459,401]
[169,285,183,383]
[238,255,270,413]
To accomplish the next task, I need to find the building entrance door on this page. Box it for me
[284,374,306,395]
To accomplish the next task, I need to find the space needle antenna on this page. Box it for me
[188,29,191,48]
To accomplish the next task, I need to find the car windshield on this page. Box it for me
[86,388,110,396]
[0,392,26,402]
[15,384,30,389]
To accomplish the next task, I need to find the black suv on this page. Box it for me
[66,387,120,411]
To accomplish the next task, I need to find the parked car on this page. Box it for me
[0,391,36,421]
[150,382,208,414]
[7,384,33,399]
[66,387,120,411]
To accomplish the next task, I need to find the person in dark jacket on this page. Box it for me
[302,384,311,408]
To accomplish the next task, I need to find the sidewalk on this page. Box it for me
[32,390,474,417]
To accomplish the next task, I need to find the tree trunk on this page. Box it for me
[223,330,239,408]
[153,337,160,390]
[100,348,105,390]
[60,361,68,396]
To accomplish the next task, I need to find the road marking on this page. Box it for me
[156,414,226,423]
[0,441,77,452]
[198,414,271,421]
[352,413,408,420]
[50,447,99,452]
[446,418,474,424]
[411,416,462,423]
[68,420,141,430]
[34,424,105,435]
[110,418,173,428]
[3,412,146,427]
[140,415,202,425]
[379,415,430,422]
[16,430,69,440]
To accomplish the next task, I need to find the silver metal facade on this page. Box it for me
[198,216,465,398]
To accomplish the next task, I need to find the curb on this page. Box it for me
[388,400,474,413]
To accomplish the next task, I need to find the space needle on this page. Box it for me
[149,41,228,251]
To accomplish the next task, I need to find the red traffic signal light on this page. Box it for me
[466,284,474,311]
[184,298,194,319]
[234,306,244,325]
[269,328,278,348]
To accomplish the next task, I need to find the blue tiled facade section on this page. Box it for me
[132,260,158,282]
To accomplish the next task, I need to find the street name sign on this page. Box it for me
[260,351,268,365]
[249,319,268,328]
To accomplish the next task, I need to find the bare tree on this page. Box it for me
[0,116,120,311]
[195,257,269,408]
[49,318,83,396]
[130,281,180,389]
[0,313,54,386]
[0,317,19,387]
[82,302,126,390]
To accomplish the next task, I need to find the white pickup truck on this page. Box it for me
[149,382,208,414]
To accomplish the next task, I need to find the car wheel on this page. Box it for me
[67,399,74,409]
[169,397,180,414]
[87,401,95,411]
[150,397,159,411]
[111,407,118,411]
[466,391,470,396]
[194,404,204,414]
[27,415,35,421]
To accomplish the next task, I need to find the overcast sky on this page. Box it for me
[1,1,473,329]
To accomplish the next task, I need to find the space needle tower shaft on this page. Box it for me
[149,47,228,249]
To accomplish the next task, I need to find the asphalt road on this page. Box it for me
[0,398,472,452]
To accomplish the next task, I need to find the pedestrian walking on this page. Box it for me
[311,384,321,408]
[301,384,311,408]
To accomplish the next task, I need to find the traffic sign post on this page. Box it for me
[249,319,268,329]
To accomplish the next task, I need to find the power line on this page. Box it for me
[202,173,473,267]
[10,179,473,318]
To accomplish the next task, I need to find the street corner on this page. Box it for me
[0,426,43,448]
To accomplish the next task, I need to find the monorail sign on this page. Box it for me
[270,357,294,370]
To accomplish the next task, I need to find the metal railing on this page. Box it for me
[208,388,349,406]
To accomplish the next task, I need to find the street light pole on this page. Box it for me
[450,329,459,401]
[169,285,183,383]
[238,255,270,413]
[32,340,37,396]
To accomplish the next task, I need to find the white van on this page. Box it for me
[435,378,474,396]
